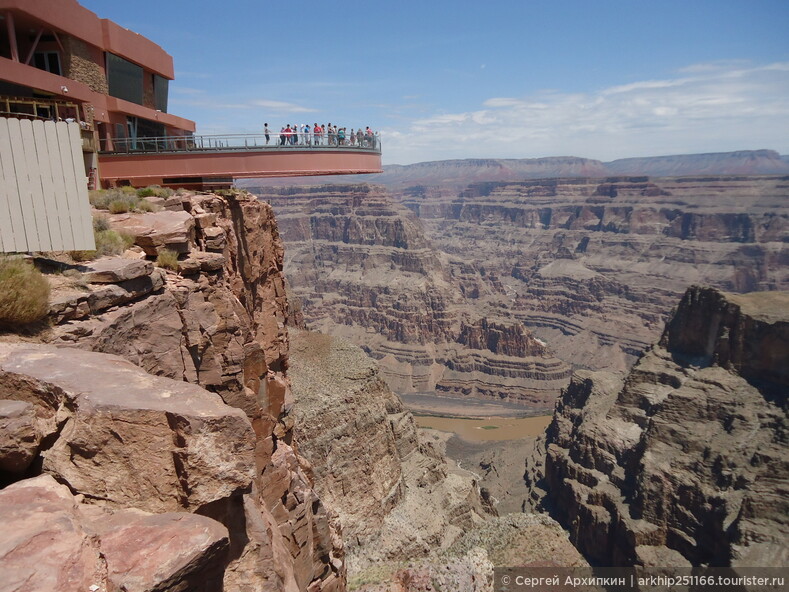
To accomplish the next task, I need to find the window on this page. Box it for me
[153,74,168,113]
[106,53,143,105]
[33,52,61,76]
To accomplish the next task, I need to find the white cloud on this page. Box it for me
[250,100,317,113]
[381,61,789,164]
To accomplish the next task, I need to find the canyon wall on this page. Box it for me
[267,185,571,410]
[287,329,491,577]
[256,175,788,409]
[527,286,789,567]
[396,175,789,374]
[1,191,344,591]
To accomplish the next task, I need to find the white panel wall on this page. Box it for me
[0,119,95,253]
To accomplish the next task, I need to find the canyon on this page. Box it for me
[525,286,789,568]
[255,167,788,409]
[1,151,787,591]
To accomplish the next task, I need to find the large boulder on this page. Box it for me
[0,343,256,514]
[0,474,230,592]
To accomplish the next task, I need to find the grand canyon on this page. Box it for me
[1,150,787,591]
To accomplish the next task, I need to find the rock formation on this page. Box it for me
[396,175,789,374]
[1,190,344,591]
[287,329,490,570]
[528,286,789,568]
[287,329,588,591]
[237,150,789,190]
[265,184,571,410]
[256,175,787,412]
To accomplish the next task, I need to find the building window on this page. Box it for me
[106,53,143,105]
[33,52,61,76]
[153,74,168,113]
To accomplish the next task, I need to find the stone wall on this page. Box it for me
[62,36,108,95]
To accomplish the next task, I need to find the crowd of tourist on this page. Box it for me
[262,123,379,149]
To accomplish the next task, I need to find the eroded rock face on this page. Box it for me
[266,185,571,410]
[0,344,256,512]
[0,474,230,592]
[530,287,789,567]
[288,329,491,576]
[395,176,789,375]
[4,190,345,591]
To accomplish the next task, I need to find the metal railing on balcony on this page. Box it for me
[101,132,381,155]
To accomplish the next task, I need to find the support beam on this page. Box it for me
[5,12,19,62]
[24,28,44,65]
[53,31,65,54]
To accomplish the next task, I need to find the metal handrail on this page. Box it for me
[100,132,382,154]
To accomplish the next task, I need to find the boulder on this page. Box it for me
[79,257,154,283]
[112,210,195,255]
[0,343,256,514]
[0,399,41,475]
[0,475,230,592]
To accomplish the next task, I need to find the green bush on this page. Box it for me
[137,185,173,199]
[95,230,135,256]
[0,257,50,328]
[156,249,179,271]
[92,214,110,232]
[136,199,159,213]
[108,199,131,214]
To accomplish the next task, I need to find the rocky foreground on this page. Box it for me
[1,191,344,591]
[525,286,789,568]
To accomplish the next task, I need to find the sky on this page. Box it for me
[79,0,789,165]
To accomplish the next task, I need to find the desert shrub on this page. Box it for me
[95,229,135,256]
[136,187,156,198]
[89,189,111,210]
[108,199,130,214]
[90,189,141,212]
[138,185,173,198]
[156,249,179,271]
[69,249,96,262]
[136,199,160,213]
[0,257,50,327]
[92,214,110,232]
[70,225,135,261]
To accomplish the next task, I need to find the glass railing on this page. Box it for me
[101,132,381,154]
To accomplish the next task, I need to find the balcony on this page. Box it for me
[97,132,383,188]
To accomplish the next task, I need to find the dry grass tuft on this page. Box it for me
[0,257,51,328]
[156,249,179,271]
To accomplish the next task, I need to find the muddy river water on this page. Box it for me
[414,415,552,442]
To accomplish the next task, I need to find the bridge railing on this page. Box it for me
[100,132,381,154]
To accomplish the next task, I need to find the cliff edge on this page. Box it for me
[527,286,788,567]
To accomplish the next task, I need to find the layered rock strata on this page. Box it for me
[2,190,344,591]
[396,175,789,373]
[528,286,789,567]
[264,184,571,409]
[287,329,490,571]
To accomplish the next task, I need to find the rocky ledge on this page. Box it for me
[1,190,344,592]
[527,286,788,568]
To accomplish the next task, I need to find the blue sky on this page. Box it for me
[80,0,789,164]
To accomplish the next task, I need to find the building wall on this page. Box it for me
[62,36,108,95]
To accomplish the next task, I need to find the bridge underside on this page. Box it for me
[98,148,382,189]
